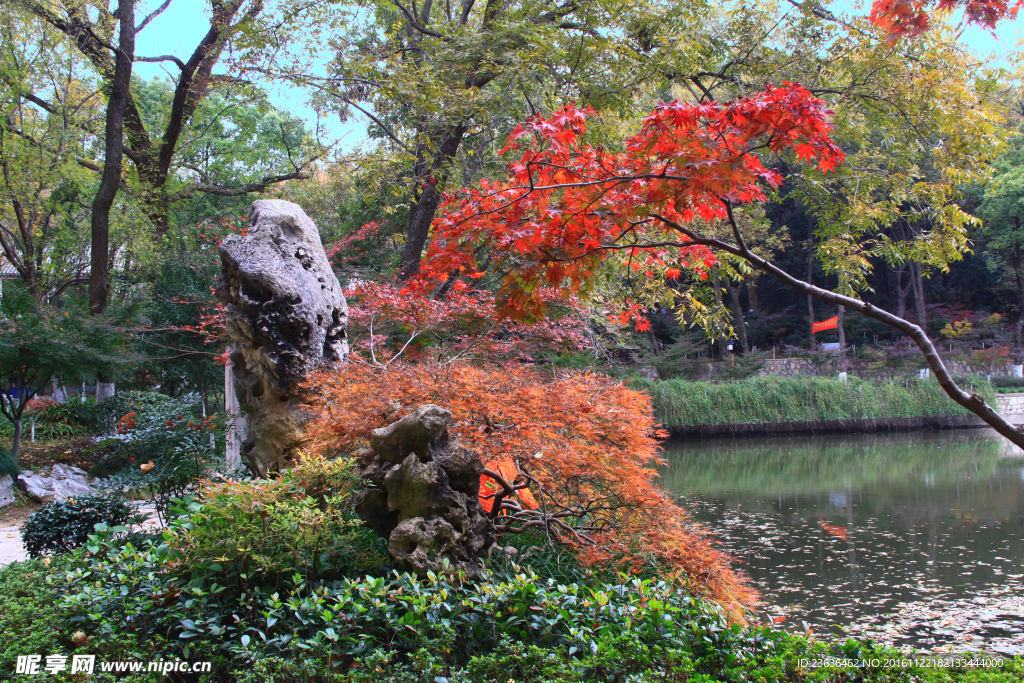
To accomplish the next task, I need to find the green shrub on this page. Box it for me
[20,495,140,557]
[0,444,17,478]
[169,458,385,589]
[0,558,70,677]
[2,513,1019,683]
[91,391,223,519]
[0,556,167,682]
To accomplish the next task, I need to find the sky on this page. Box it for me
[131,0,1024,153]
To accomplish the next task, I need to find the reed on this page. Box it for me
[630,375,996,430]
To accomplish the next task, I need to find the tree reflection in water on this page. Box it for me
[662,429,1024,634]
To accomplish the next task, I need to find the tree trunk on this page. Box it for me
[10,416,21,460]
[746,275,760,314]
[711,269,728,357]
[723,276,749,353]
[837,304,847,370]
[88,0,135,316]
[807,233,816,348]
[910,261,927,331]
[895,263,911,320]
[398,124,468,281]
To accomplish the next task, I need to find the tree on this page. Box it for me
[416,87,1024,448]
[979,135,1024,362]
[869,0,1022,37]
[291,0,714,280]
[0,8,102,302]
[88,0,134,318]
[12,0,315,235]
[0,285,124,458]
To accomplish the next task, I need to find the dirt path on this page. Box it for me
[0,501,161,566]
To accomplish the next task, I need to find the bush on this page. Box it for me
[0,558,70,676]
[303,361,754,606]
[20,495,140,557]
[991,376,1024,391]
[59,530,1024,682]
[0,556,166,682]
[169,457,386,589]
[91,391,222,520]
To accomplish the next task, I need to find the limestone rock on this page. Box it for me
[0,475,14,508]
[356,404,494,575]
[370,405,451,464]
[217,199,348,474]
[17,466,97,504]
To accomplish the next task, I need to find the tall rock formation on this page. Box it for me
[217,200,348,474]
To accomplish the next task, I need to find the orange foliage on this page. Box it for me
[302,359,756,607]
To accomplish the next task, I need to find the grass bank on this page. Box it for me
[630,375,996,434]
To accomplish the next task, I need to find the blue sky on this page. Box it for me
[131,0,1024,152]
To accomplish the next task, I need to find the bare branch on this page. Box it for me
[136,54,187,70]
[136,0,173,32]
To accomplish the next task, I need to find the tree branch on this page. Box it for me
[136,0,173,32]
[649,207,1024,449]
[136,54,186,70]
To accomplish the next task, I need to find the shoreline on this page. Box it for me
[661,415,999,438]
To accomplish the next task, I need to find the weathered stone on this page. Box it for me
[370,404,451,464]
[353,489,397,539]
[356,405,495,575]
[17,466,97,504]
[0,475,14,508]
[217,199,348,474]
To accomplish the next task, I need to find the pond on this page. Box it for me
[662,429,1024,654]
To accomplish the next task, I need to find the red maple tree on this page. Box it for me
[870,0,1021,37]
[416,83,843,323]
[416,82,1024,448]
[346,281,589,364]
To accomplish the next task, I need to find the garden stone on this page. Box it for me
[0,475,13,507]
[356,404,494,575]
[18,469,55,504]
[17,466,98,503]
[217,199,348,474]
[50,464,89,484]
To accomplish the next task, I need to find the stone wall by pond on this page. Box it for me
[996,393,1024,422]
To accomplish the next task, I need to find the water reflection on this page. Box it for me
[662,429,1024,635]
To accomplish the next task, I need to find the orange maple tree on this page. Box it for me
[302,359,755,607]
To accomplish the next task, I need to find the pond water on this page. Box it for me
[662,429,1024,648]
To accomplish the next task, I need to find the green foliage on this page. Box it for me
[0,285,128,454]
[0,444,17,479]
[0,557,75,678]
[169,458,383,590]
[20,495,140,557]
[631,375,996,430]
[57,529,1024,682]
[92,391,222,519]
[23,400,98,441]
[990,376,1024,390]
[1,498,1019,683]
[0,555,165,682]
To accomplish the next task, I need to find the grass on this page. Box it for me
[630,375,996,430]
